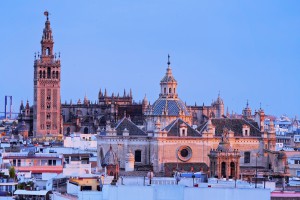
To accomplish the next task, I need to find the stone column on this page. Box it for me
[151,139,159,173]
[217,158,221,179]
[226,161,230,179]
[123,138,128,169]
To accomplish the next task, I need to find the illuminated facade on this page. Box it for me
[33,11,61,137]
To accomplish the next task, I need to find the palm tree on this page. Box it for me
[9,166,16,181]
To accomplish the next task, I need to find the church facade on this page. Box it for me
[97,60,285,177]
[17,12,288,178]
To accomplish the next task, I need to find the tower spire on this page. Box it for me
[41,11,54,60]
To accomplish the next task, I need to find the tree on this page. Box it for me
[9,166,16,181]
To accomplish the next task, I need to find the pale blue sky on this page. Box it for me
[0,1,299,118]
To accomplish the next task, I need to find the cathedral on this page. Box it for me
[97,59,287,178]
[17,12,288,179]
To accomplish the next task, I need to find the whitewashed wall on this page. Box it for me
[59,185,270,200]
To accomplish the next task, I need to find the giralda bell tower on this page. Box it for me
[33,11,61,137]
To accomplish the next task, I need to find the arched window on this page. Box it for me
[230,162,235,178]
[169,88,171,94]
[46,47,50,55]
[135,150,141,162]
[39,70,42,78]
[84,127,89,134]
[52,71,55,79]
[47,67,51,79]
[67,127,70,135]
[164,88,166,94]
[56,71,59,79]
[221,162,226,178]
[43,71,46,78]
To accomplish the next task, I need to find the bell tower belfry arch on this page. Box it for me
[33,11,61,137]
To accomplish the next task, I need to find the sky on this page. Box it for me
[0,1,300,118]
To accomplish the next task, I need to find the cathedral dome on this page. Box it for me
[216,129,233,152]
[149,55,190,117]
[102,146,118,166]
[216,141,232,152]
[152,97,190,116]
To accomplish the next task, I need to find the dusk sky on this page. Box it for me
[0,1,299,118]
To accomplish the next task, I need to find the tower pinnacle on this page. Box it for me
[41,11,54,59]
[44,11,49,20]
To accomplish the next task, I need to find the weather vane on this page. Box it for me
[44,11,49,20]
[167,54,171,66]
